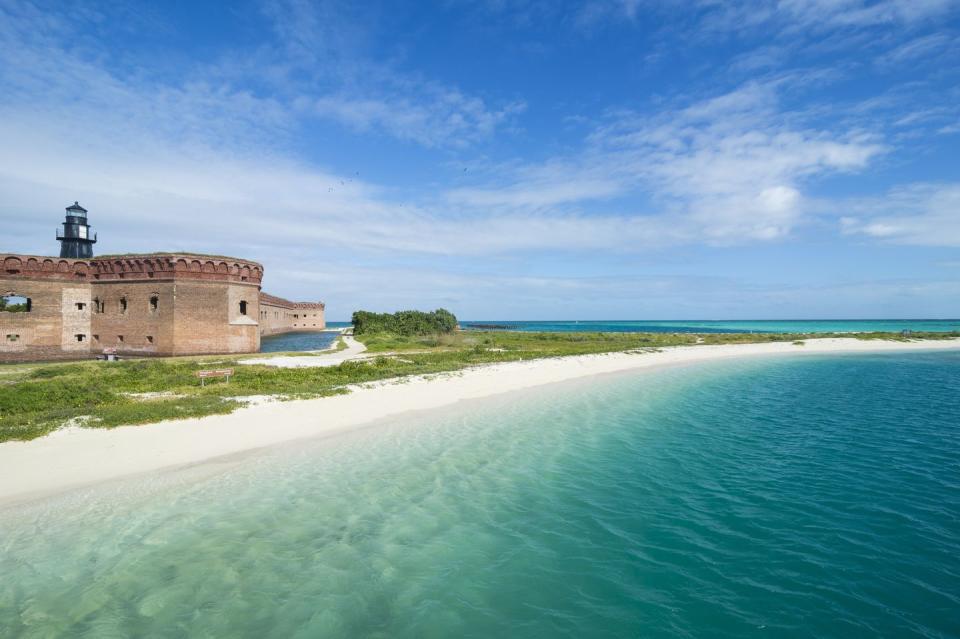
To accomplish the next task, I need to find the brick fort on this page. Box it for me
[1,202,325,362]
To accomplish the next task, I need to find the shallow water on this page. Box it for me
[2,352,959,638]
[260,330,340,353]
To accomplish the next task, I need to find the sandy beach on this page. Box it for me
[2,337,958,507]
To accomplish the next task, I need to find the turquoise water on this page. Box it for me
[2,352,960,637]
[461,319,960,333]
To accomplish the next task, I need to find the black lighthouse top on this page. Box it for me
[57,201,97,258]
[66,202,87,216]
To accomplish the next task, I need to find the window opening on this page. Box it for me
[0,295,31,313]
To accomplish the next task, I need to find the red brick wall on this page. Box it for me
[259,293,326,336]
[171,281,260,355]
[90,282,175,356]
[1,279,93,362]
[1,253,322,362]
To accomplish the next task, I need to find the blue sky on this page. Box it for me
[1,0,958,320]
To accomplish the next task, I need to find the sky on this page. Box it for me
[1,0,959,320]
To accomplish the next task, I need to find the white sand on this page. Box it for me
[2,337,958,507]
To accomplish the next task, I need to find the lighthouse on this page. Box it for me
[56,201,97,258]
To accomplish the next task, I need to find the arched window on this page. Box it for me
[150,295,159,312]
[0,294,31,313]
[239,300,248,315]
[119,297,128,314]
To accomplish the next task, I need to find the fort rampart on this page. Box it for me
[0,253,324,362]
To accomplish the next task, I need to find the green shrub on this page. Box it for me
[352,309,458,336]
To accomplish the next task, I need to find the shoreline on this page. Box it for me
[2,337,959,507]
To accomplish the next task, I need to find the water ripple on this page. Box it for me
[2,352,960,638]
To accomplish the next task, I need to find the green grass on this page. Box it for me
[95,251,259,262]
[1,330,956,442]
[358,329,960,353]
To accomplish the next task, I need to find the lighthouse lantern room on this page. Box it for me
[56,201,97,258]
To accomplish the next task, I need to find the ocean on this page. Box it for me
[2,351,959,637]
[460,319,960,334]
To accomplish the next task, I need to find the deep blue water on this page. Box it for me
[460,319,960,334]
[2,351,959,637]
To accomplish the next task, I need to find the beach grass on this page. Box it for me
[1,330,956,442]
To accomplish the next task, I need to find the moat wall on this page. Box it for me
[259,293,326,337]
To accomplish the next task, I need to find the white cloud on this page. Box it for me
[0,0,521,152]
[450,81,885,244]
[840,183,960,246]
[274,261,960,320]
[0,2,891,266]
[0,0,955,320]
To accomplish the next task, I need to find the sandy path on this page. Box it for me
[1,337,958,507]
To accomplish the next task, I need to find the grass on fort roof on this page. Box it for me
[0,330,956,443]
[95,252,261,262]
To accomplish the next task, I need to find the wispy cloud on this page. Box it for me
[308,90,526,148]
[252,0,524,148]
[448,80,885,244]
[875,33,957,67]
[693,0,958,34]
[840,183,960,246]
[446,0,959,35]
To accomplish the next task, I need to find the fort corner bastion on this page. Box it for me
[0,253,326,362]
[1,202,326,363]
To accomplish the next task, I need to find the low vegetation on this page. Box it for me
[352,309,457,336]
[0,329,956,443]
[356,329,959,353]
